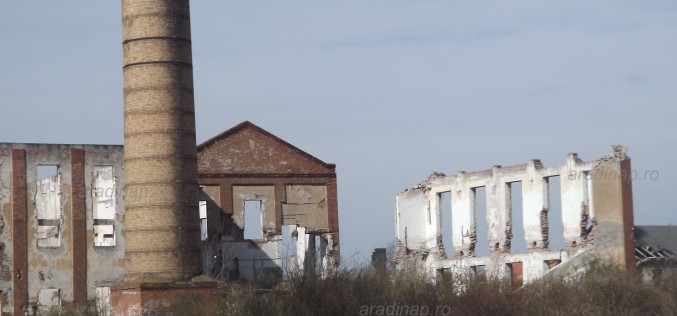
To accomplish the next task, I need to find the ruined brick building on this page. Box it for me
[0,121,340,314]
[196,122,340,285]
[1,0,340,314]
[394,146,636,285]
[3,0,673,313]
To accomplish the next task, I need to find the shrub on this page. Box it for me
[38,264,676,315]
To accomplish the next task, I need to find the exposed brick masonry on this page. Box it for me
[11,149,27,316]
[70,148,87,304]
[122,0,201,280]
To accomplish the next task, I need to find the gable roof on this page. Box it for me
[197,121,335,175]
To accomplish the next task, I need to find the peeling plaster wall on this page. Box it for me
[0,122,342,311]
[26,144,75,304]
[217,184,332,282]
[395,189,428,252]
[84,146,125,297]
[233,185,276,234]
[282,185,329,232]
[0,147,13,309]
[0,143,125,313]
[395,146,634,284]
[35,175,62,248]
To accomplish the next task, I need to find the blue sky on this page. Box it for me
[1,1,676,263]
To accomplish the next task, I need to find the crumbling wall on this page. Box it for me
[34,174,62,248]
[0,147,13,311]
[196,121,341,283]
[0,121,342,312]
[0,143,125,314]
[394,146,634,284]
[25,145,74,308]
[233,185,276,237]
[282,185,329,232]
[84,146,125,304]
[202,183,336,284]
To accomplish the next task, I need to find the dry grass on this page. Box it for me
[42,261,677,315]
[168,262,677,316]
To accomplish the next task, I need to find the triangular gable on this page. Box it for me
[197,121,336,175]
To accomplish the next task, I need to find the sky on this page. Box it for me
[1,1,676,264]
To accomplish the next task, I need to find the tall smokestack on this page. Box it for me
[121,0,200,280]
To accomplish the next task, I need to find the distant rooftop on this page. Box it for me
[635,225,677,266]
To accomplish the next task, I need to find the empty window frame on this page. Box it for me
[92,166,116,246]
[582,171,593,238]
[472,187,489,257]
[545,176,565,250]
[37,165,58,180]
[314,235,326,275]
[36,165,61,247]
[244,200,263,240]
[281,225,298,278]
[508,182,527,253]
[281,225,296,258]
[199,200,208,241]
[438,191,454,258]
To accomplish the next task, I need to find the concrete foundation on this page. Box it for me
[110,279,216,316]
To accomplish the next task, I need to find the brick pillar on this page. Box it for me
[590,146,635,270]
[327,176,341,262]
[11,149,28,316]
[70,148,88,303]
[619,158,635,270]
[122,0,201,281]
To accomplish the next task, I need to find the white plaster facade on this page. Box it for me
[394,146,635,285]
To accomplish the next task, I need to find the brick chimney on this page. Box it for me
[121,0,201,281]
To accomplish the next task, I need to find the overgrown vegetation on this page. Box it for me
[41,261,677,315]
[168,262,677,316]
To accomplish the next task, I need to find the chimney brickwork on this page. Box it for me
[122,0,201,281]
